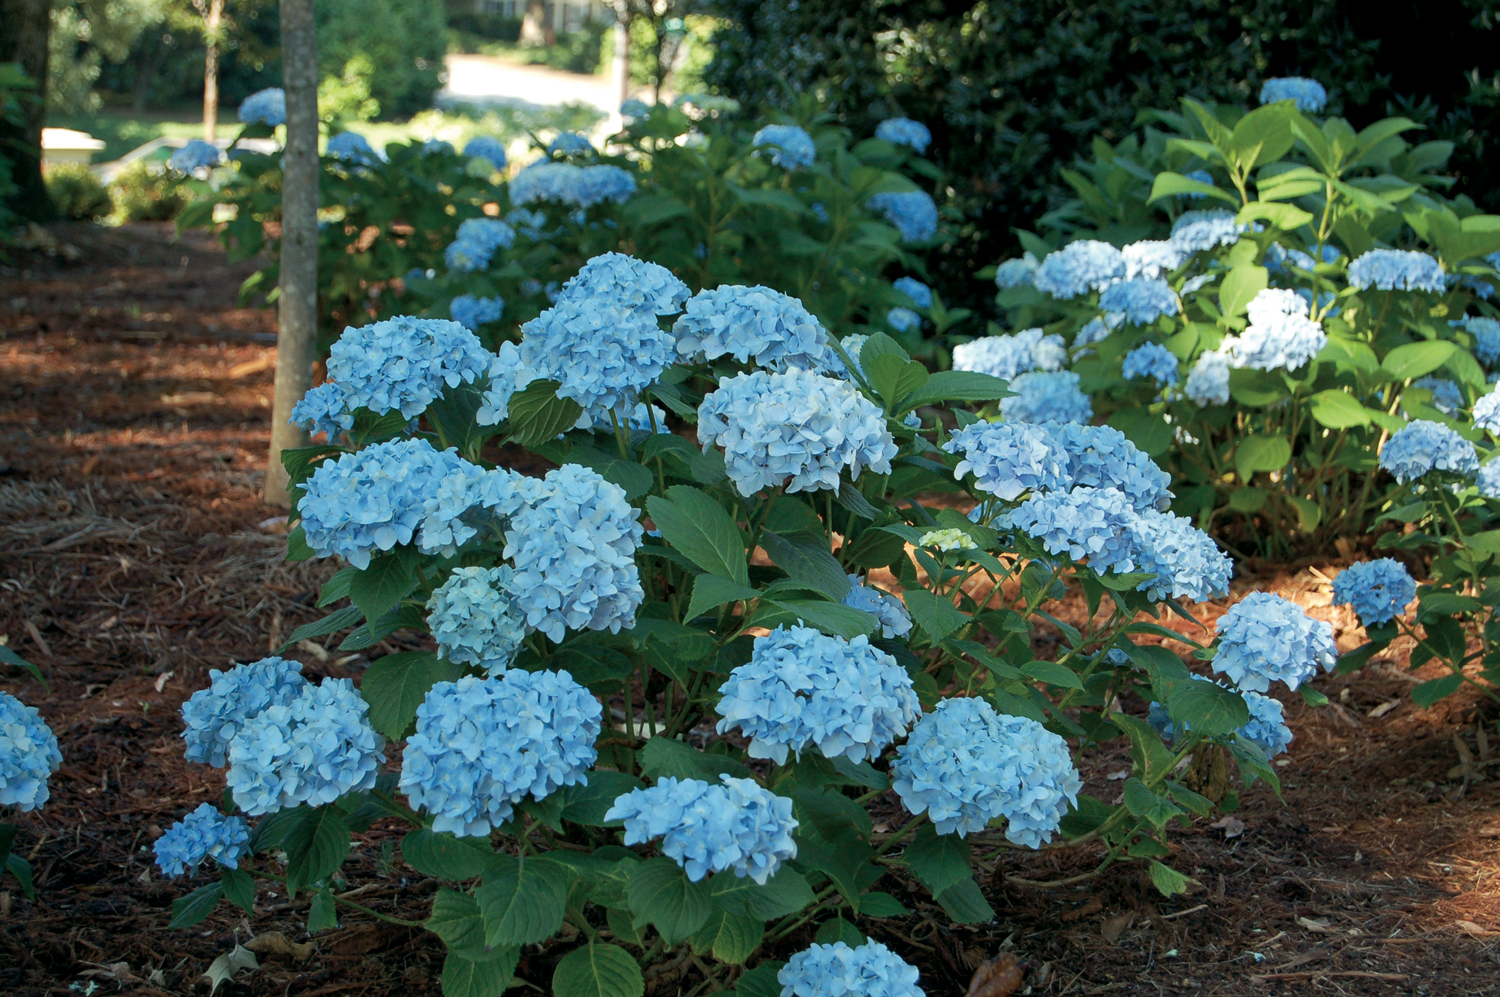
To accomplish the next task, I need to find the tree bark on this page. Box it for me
[0,0,57,222]
[202,0,224,143]
[610,10,631,131]
[266,0,319,508]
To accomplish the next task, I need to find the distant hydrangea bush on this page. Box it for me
[674,285,829,370]
[510,162,636,207]
[168,140,221,173]
[180,656,307,767]
[1348,250,1446,292]
[892,277,933,309]
[154,804,251,876]
[1122,342,1180,386]
[445,218,516,273]
[548,131,594,156]
[1099,278,1179,325]
[1170,210,1243,254]
[779,940,926,997]
[1210,592,1336,693]
[1185,351,1232,406]
[994,253,1039,289]
[752,124,816,169]
[951,328,1066,381]
[462,135,507,170]
[1331,559,1416,626]
[1379,420,1479,482]
[449,293,504,330]
[326,131,378,165]
[0,691,61,811]
[867,190,938,243]
[1259,76,1328,113]
[875,117,932,154]
[1001,371,1093,424]
[1459,316,1500,366]
[1033,240,1125,298]
[237,87,285,126]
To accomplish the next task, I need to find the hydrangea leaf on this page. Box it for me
[605,907,644,946]
[506,379,584,447]
[1227,734,1282,795]
[1112,713,1178,784]
[308,888,338,934]
[1165,679,1249,736]
[282,806,353,897]
[759,599,879,640]
[733,962,788,997]
[402,829,498,881]
[1217,264,1268,319]
[441,949,521,997]
[1148,171,1235,205]
[792,834,882,912]
[761,531,851,601]
[689,908,764,964]
[1307,389,1371,429]
[648,487,748,585]
[935,876,993,924]
[1412,674,1464,707]
[709,867,815,920]
[790,788,873,841]
[900,370,1013,410]
[1234,435,1292,481]
[558,770,647,827]
[169,882,223,929]
[1148,860,1194,898]
[347,548,417,623]
[1121,777,1183,829]
[0,645,42,685]
[1021,660,1084,690]
[221,868,255,913]
[278,605,363,653]
[338,603,424,652]
[901,589,969,643]
[1382,340,1454,381]
[360,652,461,740]
[813,916,866,947]
[684,574,758,623]
[899,823,970,896]
[551,942,645,997]
[638,736,754,782]
[857,891,910,917]
[478,854,571,946]
[626,857,715,945]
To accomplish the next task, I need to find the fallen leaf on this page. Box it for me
[244,932,316,962]
[1455,920,1495,937]
[202,945,259,994]
[965,951,1025,997]
[153,671,174,693]
[1105,769,1131,781]
[1368,700,1399,719]
[1478,825,1500,838]
[1101,912,1134,943]
[1296,916,1339,934]
[77,961,141,984]
[1210,816,1246,839]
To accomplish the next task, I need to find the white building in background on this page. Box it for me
[476,1,609,34]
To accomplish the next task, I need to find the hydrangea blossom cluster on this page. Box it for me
[421,139,455,156]
[697,369,896,496]
[1210,592,1336,693]
[1012,486,1138,568]
[1048,422,1175,510]
[519,295,677,425]
[951,328,1066,381]
[1100,278,1179,325]
[325,315,490,419]
[1170,210,1243,253]
[559,252,690,317]
[918,528,977,551]
[237,87,286,126]
[1147,680,1293,758]
[892,697,1081,844]
[943,422,1064,500]
[875,117,932,154]
[415,460,537,554]
[427,566,527,671]
[289,382,355,440]
[842,574,914,638]
[1474,384,1500,435]
[327,131,378,164]
[752,124,816,169]
[1348,250,1446,292]
[888,307,921,333]
[1123,240,1186,279]
[547,131,593,156]
[226,678,385,815]
[475,342,541,425]
[153,804,251,876]
[607,776,798,884]
[449,294,504,331]
[1001,371,1093,424]
[715,626,921,764]
[994,254,1039,289]
[1331,559,1416,626]
[674,285,829,370]
[1128,508,1234,603]
[1122,342,1180,385]
[1185,351,1232,406]
[1222,288,1326,371]
[444,218,516,273]
[1379,420,1479,482]
[1412,375,1464,415]
[504,464,645,641]
[892,277,933,308]
[868,190,938,243]
[509,162,636,207]
[1074,317,1113,348]
[167,140,221,173]
[181,657,309,767]
[0,691,61,810]
[462,135,506,170]
[620,98,650,118]
[1259,76,1328,113]
[1459,316,1500,366]
[1482,462,1500,499]
[779,940,926,997]
[1033,241,1125,299]
[400,671,601,836]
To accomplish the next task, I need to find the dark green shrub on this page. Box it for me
[110,161,189,222]
[44,163,112,221]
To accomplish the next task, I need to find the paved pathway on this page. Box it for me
[438,54,617,114]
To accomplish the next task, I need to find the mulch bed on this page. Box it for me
[1,223,1497,996]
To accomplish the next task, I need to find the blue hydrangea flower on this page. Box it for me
[1148,680,1293,758]
[1182,169,1215,196]
[624,401,669,434]
[1218,288,1326,371]
[868,190,938,243]
[237,87,285,126]
[892,697,1081,844]
[449,294,505,331]
[427,566,527,671]
[1412,375,1464,415]
[153,803,251,876]
[1379,420,1479,483]
[511,161,576,204]
[752,124,816,169]
[1122,241,1186,280]
[1483,461,1500,498]
[823,333,870,380]
[1127,509,1233,603]
[1001,371,1093,424]
[1034,241,1126,299]
[1348,250,1446,292]
[888,307,921,332]
[1259,77,1328,113]
[842,575,913,639]
[445,218,516,273]
[475,342,542,426]
[504,464,645,641]
[698,370,896,496]
[951,328,1067,381]
[181,657,308,767]
[1100,279,1179,325]
[326,315,490,420]
[462,135,506,170]
[1074,317,1113,348]
[780,940,925,997]
[1458,316,1500,366]
[892,277,932,309]
[326,131,378,165]
[401,671,600,837]
[1185,351,1232,406]
[0,691,61,811]
[575,165,637,206]
[1122,342,1180,386]
[715,625,921,764]
[1474,383,1500,435]
[558,252,690,317]
[548,131,593,156]
[298,439,470,569]
[620,98,651,118]
[520,296,677,426]
[607,776,798,884]
[674,285,830,370]
[943,421,1061,500]
[226,678,385,815]
[994,254,1040,289]
[289,382,354,441]
[1210,592,1336,693]
[875,117,932,154]
[1047,422,1174,510]
[1331,559,1416,626]
[417,461,538,556]
[1170,210,1243,254]
[1012,486,1139,571]
[168,140,221,173]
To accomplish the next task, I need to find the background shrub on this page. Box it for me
[43,163,112,221]
[110,161,189,222]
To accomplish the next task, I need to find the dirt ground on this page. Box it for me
[1,223,1498,997]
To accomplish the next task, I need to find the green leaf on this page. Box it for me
[794,835,883,912]
[3,851,32,900]
[0,645,43,685]
[1412,674,1464,708]
[347,549,415,622]
[1308,389,1372,429]
[1230,103,1296,169]
[865,353,930,410]
[1122,778,1183,829]
[814,916,866,947]
[690,909,763,964]
[1300,686,1330,707]
[279,605,363,651]
[1126,643,1194,701]
[935,876,993,924]
[280,444,344,486]
[478,854,571,946]
[1218,265,1269,319]
[221,868,256,913]
[1166,680,1250,736]
[1237,202,1314,230]
[639,737,754,782]
[361,652,461,740]
[1113,713,1177,783]
[507,379,585,448]
[684,574,759,622]
[761,531,851,601]
[900,370,1013,410]
[761,599,878,640]
[648,486,748,585]
[552,943,645,997]
[1021,660,1084,690]
[900,823,970,896]
[627,857,714,945]
[1383,340,1455,381]
[733,963,788,997]
[442,950,520,997]
[710,867,816,920]
[318,567,357,607]
[169,883,224,929]
[790,788,873,841]
[902,589,969,643]
[1149,171,1236,205]
[1234,435,1292,480]
[282,806,352,896]
[1105,408,1173,456]
[856,891,910,917]
[338,603,423,652]
[402,829,497,881]
[308,887,338,933]
[559,770,647,827]
[836,481,884,521]
[1148,861,1194,897]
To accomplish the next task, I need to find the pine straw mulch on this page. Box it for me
[1,222,1498,996]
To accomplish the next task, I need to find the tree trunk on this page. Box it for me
[266,0,319,508]
[203,0,224,143]
[610,10,631,131]
[0,0,57,222]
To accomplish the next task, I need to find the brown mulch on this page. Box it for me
[1,222,1498,996]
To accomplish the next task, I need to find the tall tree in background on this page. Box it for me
[192,0,225,141]
[0,0,56,222]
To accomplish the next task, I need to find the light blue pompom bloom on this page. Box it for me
[445,218,516,273]
[893,276,933,309]
[1259,76,1328,113]
[520,296,677,426]
[504,464,645,641]
[475,342,541,426]
[1458,316,1500,366]
[1379,420,1479,483]
[181,657,307,767]
[1075,317,1113,347]
[326,131,378,164]
[951,328,1067,381]
[558,252,690,317]
[620,98,650,118]
[1148,680,1293,758]
[417,460,538,556]
[1012,486,1140,572]
[698,369,896,496]
[1348,250,1446,292]
[548,131,593,156]
[421,139,455,156]
[715,625,921,765]
[427,565,527,671]
[876,117,932,154]
[1170,210,1243,254]
[1122,240,1186,280]
[462,135,506,170]
[576,165,637,206]
[226,678,385,816]
[1331,559,1416,626]
[510,161,576,204]
[1126,509,1232,603]
[237,87,285,125]
[607,776,798,884]
[868,190,938,243]
[892,697,1081,844]
[1224,288,1325,371]
[752,124,816,169]
[289,382,354,441]
[1034,240,1125,299]
[168,140,221,173]
[1412,375,1464,415]
[298,439,470,569]
[153,803,251,876]
[887,307,921,332]
[674,284,830,370]
[1122,342,1180,386]
[1210,592,1336,693]
[449,294,505,331]
[399,671,599,836]
[326,315,490,419]
[779,940,926,997]
[1185,350,1232,407]
[842,575,913,639]
[994,254,1039,289]
[943,421,1066,501]
[1001,371,1093,424]
[0,691,61,811]
[1101,279,1179,326]
[1482,462,1500,498]
[1474,383,1500,434]
[1047,422,1174,510]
